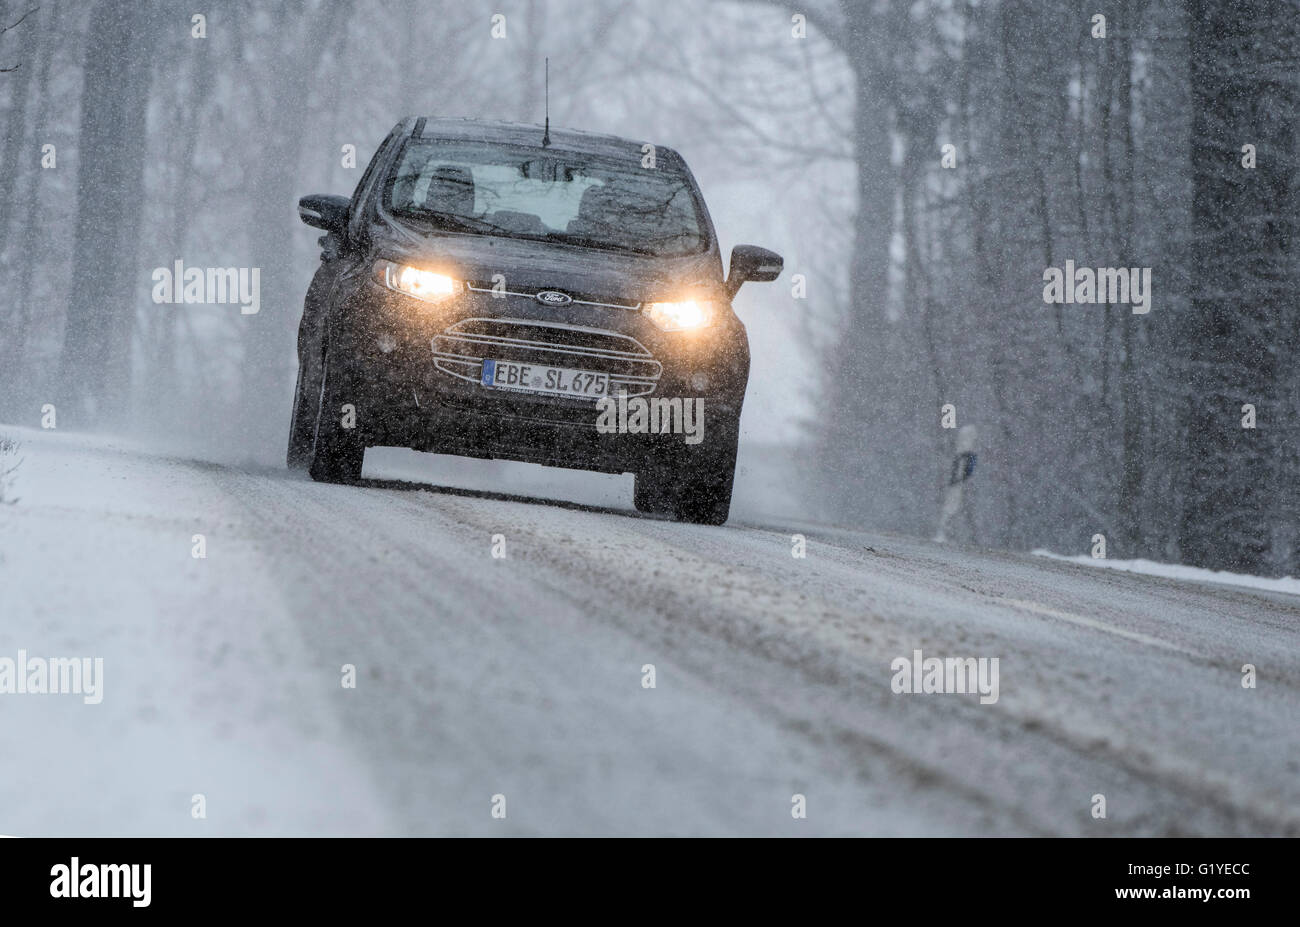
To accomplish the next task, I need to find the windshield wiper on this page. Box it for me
[547,233,656,256]
[392,208,512,235]
[395,209,663,255]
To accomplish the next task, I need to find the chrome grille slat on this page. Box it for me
[442,332,653,362]
[432,317,661,398]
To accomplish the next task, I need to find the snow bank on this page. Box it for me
[1032,550,1300,596]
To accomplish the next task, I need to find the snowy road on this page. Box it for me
[1,425,1297,836]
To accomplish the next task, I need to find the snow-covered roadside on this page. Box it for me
[1032,549,1300,597]
[0,426,393,835]
[4,424,1297,836]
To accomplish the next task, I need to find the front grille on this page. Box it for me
[432,317,661,397]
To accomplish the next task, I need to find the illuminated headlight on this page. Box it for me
[373,259,461,303]
[644,299,715,332]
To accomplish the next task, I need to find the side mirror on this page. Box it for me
[725,244,783,298]
[298,194,350,234]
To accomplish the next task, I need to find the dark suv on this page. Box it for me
[289,117,782,524]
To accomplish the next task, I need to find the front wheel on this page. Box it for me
[286,356,321,470]
[307,344,365,484]
[633,416,739,525]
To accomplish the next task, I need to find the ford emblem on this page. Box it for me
[536,290,573,306]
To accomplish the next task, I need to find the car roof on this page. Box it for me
[403,116,687,169]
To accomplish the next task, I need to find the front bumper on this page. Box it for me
[329,280,748,473]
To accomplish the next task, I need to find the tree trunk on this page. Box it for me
[56,0,156,427]
[1180,0,1298,573]
[239,0,352,458]
[1114,0,1145,554]
[3,1,56,416]
[814,0,900,526]
[0,0,37,267]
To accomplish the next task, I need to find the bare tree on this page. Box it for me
[56,0,160,427]
[1179,0,1300,573]
[0,4,37,71]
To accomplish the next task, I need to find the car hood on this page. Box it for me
[369,214,724,305]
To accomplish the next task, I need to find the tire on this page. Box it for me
[633,416,739,525]
[307,343,365,484]
[286,357,321,470]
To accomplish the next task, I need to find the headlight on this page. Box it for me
[644,299,715,332]
[373,259,461,303]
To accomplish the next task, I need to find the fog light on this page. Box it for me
[376,332,397,354]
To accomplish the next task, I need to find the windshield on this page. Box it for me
[381,139,708,257]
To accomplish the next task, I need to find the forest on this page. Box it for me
[1,0,1296,574]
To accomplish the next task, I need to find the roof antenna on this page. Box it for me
[542,57,551,147]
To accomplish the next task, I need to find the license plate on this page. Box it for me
[480,359,609,398]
